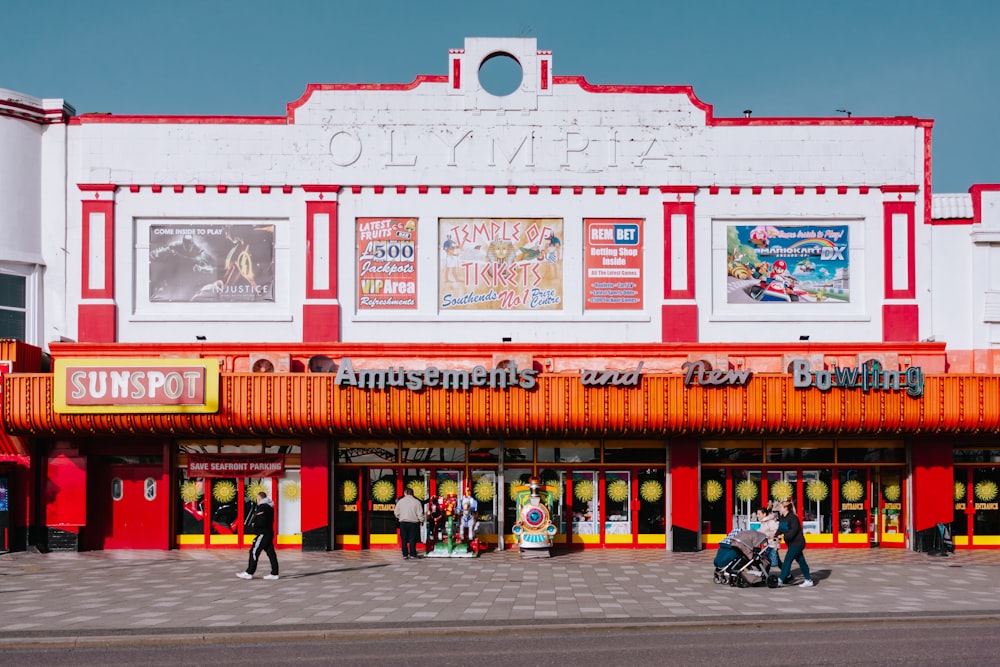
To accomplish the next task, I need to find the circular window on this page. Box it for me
[479,52,523,97]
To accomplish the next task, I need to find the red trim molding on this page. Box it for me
[305,201,338,299]
[302,304,341,343]
[78,304,117,343]
[883,201,916,299]
[80,199,115,300]
[971,184,1000,224]
[661,305,698,343]
[663,201,695,299]
[883,304,918,343]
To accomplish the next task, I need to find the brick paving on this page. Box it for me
[1,546,999,643]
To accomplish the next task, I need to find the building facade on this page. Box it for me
[2,37,1000,553]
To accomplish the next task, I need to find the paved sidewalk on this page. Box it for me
[2,546,999,644]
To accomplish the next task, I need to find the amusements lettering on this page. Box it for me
[334,357,538,390]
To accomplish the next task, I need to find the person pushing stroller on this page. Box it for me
[756,504,782,569]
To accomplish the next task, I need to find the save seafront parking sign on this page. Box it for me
[54,358,220,414]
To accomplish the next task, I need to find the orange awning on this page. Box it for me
[0,430,28,456]
[3,373,1000,438]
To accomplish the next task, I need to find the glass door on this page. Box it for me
[971,468,1000,546]
[334,468,362,549]
[569,471,599,545]
[604,470,632,545]
[504,468,533,547]
[402,468,431,544]
[537,469,566,545]
[637,468,666,546]
[367,468,398,548]
[733,469,763,532]
[837,469,868,542]
[940,466,1000,549]
[470,469,498,544]
[177,476,271,547]
[877,468,906,546]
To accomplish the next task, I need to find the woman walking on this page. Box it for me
[776,500,814,587]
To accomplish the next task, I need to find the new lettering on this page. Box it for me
[682,361,752,387]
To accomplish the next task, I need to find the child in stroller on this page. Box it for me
[713,527,780,588]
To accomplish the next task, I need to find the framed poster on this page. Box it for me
[726,224,850,304]
[149,224,275,303]
[438,218,563,312]
[584,218,643,310]
[356,218,417,310]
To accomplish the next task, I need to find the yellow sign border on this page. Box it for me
[54,357,220,414]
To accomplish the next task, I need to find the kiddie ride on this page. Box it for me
[511,476,559,559]
[425,490,484,558]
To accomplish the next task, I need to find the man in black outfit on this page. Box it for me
[237,491,279,580]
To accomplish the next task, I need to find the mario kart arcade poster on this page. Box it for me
[726,224,850,304]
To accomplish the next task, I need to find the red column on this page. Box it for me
[302,189,340,342]
[44,449,87,550]
[299,437,331,551]
[911,438,953,532]
[661,189,698,342]
[670,437,701,551]
[78,185,117,342]
[881,190,918,342]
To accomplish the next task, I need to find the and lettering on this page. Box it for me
[579,362,644,387]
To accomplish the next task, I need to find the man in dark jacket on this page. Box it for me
[237,491,279,580]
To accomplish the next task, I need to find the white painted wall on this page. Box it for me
[7,38,962,349]
[0,89,66,347]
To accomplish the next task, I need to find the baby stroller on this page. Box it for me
[713,529,779,588]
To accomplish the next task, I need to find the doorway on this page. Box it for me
[954,467,1000,546]
[101,464,166,549]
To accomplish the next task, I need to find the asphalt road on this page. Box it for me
[2,617,996,667]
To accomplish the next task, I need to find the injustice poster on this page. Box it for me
[149,224,275,302]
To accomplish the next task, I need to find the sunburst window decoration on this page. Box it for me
[180,480,202,503]
[640,479,664,503]
[770,480,793,502]
[975,480,999,502]
[703,479,723,503]
[955,481,967,502]
[340,480,359,503]
[473,477,494,503]
[841,479,865,503]
[212,480,236,504]
[735,479,758,502]
[883,484,901,502]
[281,480,301,502]
[371,478,395,503]
[544,479,561,494]
[805,480,829,503]
[407,479,426,500]
[607,479,629,503]
[437,479,459,498]
[508,482,520,502]
[574,479,595,502]
[245,480,268,501]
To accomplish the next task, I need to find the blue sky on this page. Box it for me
[3,0,997,192]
